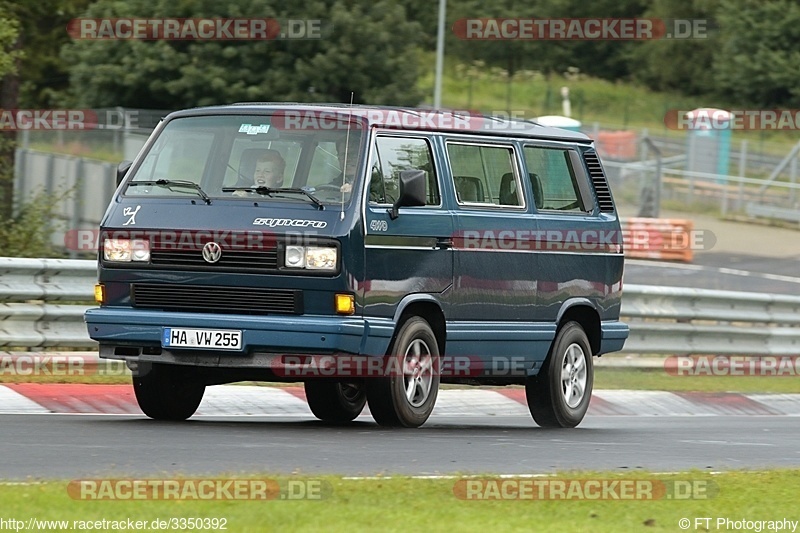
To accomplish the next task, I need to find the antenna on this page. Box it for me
[340,92,355,221]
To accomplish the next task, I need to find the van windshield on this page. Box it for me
[124,114,365,205]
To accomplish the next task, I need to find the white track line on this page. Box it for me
[627,259,800,284]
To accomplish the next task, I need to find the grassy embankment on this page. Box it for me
[3,471,799,532]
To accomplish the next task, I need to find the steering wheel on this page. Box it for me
[313,184,343,191]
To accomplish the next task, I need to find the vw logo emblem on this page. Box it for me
[202,242,222,263]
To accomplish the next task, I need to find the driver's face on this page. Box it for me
[254,160,281,187]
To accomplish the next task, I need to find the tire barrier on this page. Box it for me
[621,218,695,263]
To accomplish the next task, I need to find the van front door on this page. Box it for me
[362,135,454,322]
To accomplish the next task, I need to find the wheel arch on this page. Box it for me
[555,299,601,355]
[391,295,446,356]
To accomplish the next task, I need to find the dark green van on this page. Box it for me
[86,104,628,428]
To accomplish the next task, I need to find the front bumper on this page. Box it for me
[85,307,395,366]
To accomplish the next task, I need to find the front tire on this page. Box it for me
[132,363,205,421]
[305,381,366,423]
[366,317,440,428]
[525,321,593,428]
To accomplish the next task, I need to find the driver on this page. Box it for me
[328,137,359,193]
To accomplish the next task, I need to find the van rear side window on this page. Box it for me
[523,146,585,212]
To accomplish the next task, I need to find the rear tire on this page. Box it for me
[132,363,205,421]
[305,381,366,423]
[366,317,440,428]
[525,321,593,428]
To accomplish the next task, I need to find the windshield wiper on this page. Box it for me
[222,186,324,210]
[273,188,325,210]
[129,180,211,204]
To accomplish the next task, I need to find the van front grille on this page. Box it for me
[149,249,279,270]
[131,284,302,314]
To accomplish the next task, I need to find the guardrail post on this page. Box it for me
[737,140,747,211]
[70,159,84,260]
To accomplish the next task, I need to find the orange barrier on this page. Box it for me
[595,130,637,161]
[621,218,695,262]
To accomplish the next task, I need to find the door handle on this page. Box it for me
[436,237,453,249]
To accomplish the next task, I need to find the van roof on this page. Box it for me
[166,103,592,142]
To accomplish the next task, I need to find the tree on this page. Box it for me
[0,2,22,221]
[14,0,94,108]
[0,0,92,223]
[712,0,800,107]
[61,0,424,109]
[628,0,722,97]
[447,0,648,81]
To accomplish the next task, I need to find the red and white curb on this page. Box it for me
[1,384,800,417]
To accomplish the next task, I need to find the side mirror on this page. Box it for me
[388,169,426,220]
[116,160,133,186]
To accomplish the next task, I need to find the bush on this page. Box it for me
[0,189,69,258]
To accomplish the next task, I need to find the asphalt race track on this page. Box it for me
[2,259,798,481]
[624,257,800,294]
[1,413,798,480]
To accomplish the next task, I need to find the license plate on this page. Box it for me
[162,328,242,350]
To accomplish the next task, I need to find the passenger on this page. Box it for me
[232,150,285,197]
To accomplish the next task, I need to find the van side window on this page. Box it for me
[523,146,585,212]
[371,137,439,205]
[447,143,521,206]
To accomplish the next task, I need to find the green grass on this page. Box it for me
[422,67,693,131]
[595,367,800,394]
[3,471,800,532]
[418,54,800,155]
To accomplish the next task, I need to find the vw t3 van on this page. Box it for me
[85,104,628,428]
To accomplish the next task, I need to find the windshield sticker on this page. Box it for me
[238,123,271,135]
[123,205,141,226]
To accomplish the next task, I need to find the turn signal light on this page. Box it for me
[335,293,355,315]
[94,284,105,304]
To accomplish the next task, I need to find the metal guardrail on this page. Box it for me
[1,258,798,354]
[0,258,96,347]
[622,284,800,355]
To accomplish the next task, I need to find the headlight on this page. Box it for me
[103,238,150,262]
[285,246,305,268]
[283,245,337,271]
[305,246,337,270]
